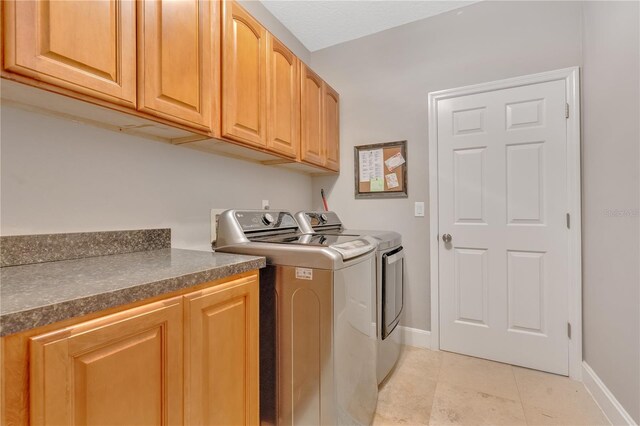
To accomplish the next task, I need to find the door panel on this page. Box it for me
[506,142,544,224]
[454,248,489,326]
[222,2,267,147]
[454,147,487,224]
[438,80,569,375]
[138,0,218,132]
[184,276,259,426]
[300,64,324,166]
[323,83,340,171]
[267,35,299,158]
[506,99,544,129]
[4,0,136,107]
[507,250,545,333]
[29,297,183,425]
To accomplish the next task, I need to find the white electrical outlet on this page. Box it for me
[210,209,227,246]
[262,199,270,210]
[414,202,425,217]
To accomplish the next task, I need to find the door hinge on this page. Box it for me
[567,322,572,339]
[566,213,570,229]
[565,103,570,119]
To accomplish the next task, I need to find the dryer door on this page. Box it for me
[382,246,404,339]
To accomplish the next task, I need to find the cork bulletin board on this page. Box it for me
[354,141,408,199]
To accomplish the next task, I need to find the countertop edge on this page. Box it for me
[0,256,266,337]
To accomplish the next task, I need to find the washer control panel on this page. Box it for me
[235,211,298,231]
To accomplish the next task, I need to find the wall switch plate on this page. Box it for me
[414,202,425,217]
[262,199,270,210]
[210,209,227,246]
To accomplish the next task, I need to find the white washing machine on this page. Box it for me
[295,211,404,384]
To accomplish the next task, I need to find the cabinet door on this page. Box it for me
[3,0,136,107]
[184,274,259,425]
[138,0,219,133]
[267,35,300,159]
[300,64,325,167]
[29,297,183,425]
[323,83,340,171]
[222,1,267,147]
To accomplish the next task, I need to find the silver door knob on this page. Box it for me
[442,234,452,243]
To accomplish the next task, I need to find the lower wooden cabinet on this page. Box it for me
[184,275,259,425]
[0,271,259,426]
[30,297,184,425]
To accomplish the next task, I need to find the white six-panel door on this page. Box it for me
[438,80,569,375]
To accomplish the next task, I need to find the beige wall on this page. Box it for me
[0,106,313,250]
[582,2,640,422]
[310,1,583,331]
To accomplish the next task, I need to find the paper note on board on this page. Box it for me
[370,177,384,192]
[371,149,384,179]
[359,150,371,182]
[359,149,384,182]
[385,152,406,171]
[385,173,399,189]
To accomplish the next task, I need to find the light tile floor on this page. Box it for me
[374,346,610,426]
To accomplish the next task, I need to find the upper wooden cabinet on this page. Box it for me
[267,35,300,159]
[221,1,268,147]
[300,64,325,167]
[3,0,137,107]
[1,0,340,173]
[301,64,341,171]
[138,0,220,134]
[184,274,259,425]
[323,83,340,171]
[30,297,184,425]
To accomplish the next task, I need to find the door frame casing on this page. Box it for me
[427,67,582,380]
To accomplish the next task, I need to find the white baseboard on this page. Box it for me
[582,361,637,426]
[399,326,431,349]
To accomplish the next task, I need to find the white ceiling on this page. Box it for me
[260,1,478,52]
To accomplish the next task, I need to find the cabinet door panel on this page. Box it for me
[323,83,340,171]
[184,275,259,425]
[29,297,183,425]
[267,35,299,159]
[139,0,219,133]
[222,2,267,147]
[4,0,136,107]
[301,64,324,166]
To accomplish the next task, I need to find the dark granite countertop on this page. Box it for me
[0,248,265,336]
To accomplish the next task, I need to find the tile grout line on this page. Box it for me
[426,352,445,425]
[511,365,530,425]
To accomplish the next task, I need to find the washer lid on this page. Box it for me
[251,233,376,259]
